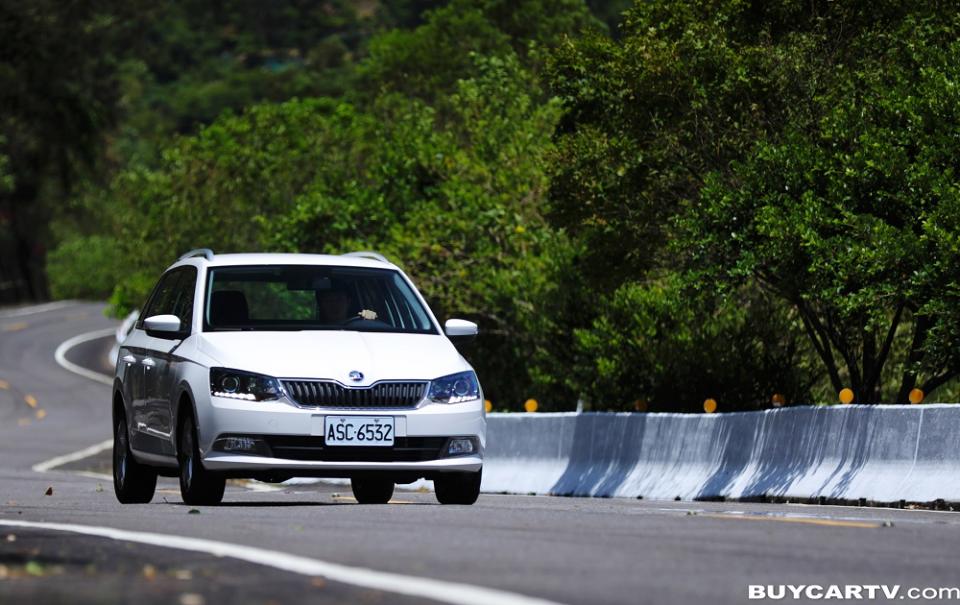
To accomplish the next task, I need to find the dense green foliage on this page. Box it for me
[681,11,960,403]
[544,0,960,406]
[18,0,960,409]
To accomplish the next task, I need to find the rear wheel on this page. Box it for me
[113,411,157,504]
[351,477,394,504]
[435,470,482,505]
[178,413,225,506]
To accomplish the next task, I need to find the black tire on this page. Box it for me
[351,477,394,504]
[435,470,482,505]
[178,413,225,506]
[113,411,157,504]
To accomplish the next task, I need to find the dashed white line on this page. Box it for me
[32,439,113,473]
[0,520,565,605]
[0,300,77,318]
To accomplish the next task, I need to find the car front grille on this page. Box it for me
[282,380,427,408]
[263,436,448,462]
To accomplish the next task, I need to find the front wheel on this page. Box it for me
[351,477,394,504]
[434,470,482,505]
[113,412,157,504]
[178,413,225,506]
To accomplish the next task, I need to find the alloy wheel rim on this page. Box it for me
[182,424,194,489]
[115,422,127,487]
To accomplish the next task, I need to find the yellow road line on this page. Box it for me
[2,322,28,332]
[24,395,37,408]
[701,513,883,529]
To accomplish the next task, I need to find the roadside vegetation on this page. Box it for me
[3,0,959,409]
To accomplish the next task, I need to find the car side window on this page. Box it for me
[139,271,180,328]
[138,267,198,333]
[169,267,197,330]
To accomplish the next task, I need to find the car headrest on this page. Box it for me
[210,290,249,325]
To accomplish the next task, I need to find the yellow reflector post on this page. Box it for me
[839,388,854,404]
[524,398,538,413]
[484,399,492,413]
[771,393,785,408]
[703,398,717,414]
[909,389,924,405]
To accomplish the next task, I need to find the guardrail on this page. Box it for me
[481,406,960,504]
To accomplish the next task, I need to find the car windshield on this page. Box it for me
[204,265,436,334]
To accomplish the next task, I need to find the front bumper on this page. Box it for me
[194,389,485,478]
[203,453,483,477]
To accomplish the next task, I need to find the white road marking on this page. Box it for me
[230,479,283,493]
[53,327,117,386]
[0,520,564,605]
[32,439,113,473]
[0,300,77,318]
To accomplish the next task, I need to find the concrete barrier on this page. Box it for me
[481,405,960,504]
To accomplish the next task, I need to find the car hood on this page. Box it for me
[197,330,470,385]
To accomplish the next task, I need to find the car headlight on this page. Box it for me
[210,368,281,401]
[428,371,480,404]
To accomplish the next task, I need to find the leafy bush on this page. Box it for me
[574,276,816,412]
[46,236,125,300]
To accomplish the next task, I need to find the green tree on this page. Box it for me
[358,0,600,102]
[680,12,960,402]
[0,0,148,301]
[574,276,815,411]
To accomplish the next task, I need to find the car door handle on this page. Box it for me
[121,354,136,364]
[142,358,156,368]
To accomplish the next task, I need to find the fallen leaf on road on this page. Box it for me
[44,487,53,496]
[143,564,157,581]
[24,561,44,576]
[179,593,204,605]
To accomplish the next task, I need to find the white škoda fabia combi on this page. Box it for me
[112,250,485,506]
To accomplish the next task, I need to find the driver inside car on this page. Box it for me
[316,283,352,323]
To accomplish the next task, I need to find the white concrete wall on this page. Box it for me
[481,405,960,503]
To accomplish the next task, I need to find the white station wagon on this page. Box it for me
[112,250,485,505]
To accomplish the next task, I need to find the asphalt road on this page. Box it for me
[3,302,960,605]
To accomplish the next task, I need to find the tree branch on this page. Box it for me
[896,315,931,403]
[920,371,957,398]
[797,301,843,392]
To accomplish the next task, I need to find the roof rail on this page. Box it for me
[178,248,215,262]
[342,251,389,263]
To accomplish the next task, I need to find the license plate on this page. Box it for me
[324,416,394,446]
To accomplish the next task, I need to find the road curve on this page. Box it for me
[2,302,960,604]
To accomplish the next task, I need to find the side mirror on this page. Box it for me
[445,319,478,346]
[144,314,184,339]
